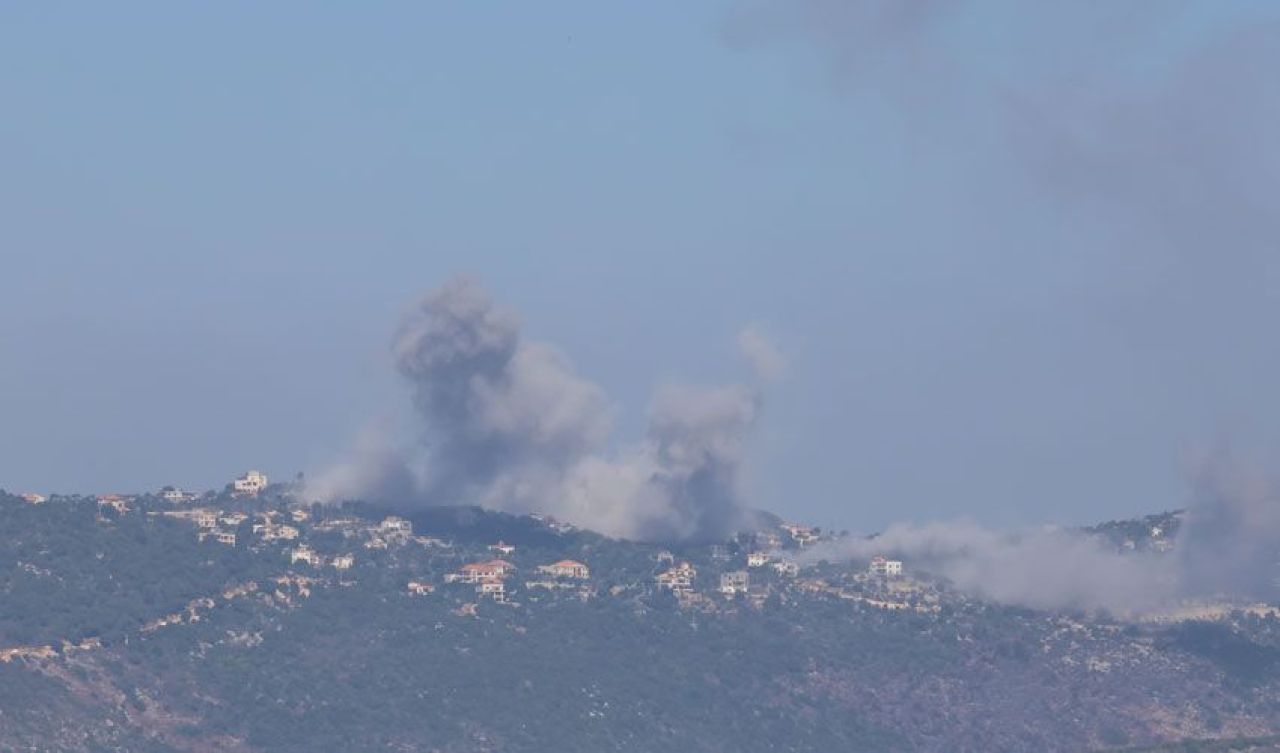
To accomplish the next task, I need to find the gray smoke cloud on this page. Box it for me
[1176,456,1280,601]
[803,520,1175,614]
[801,456,1280,614]
[726,3,1280,272]
[723,1,1280,613]
[309,277,776,542]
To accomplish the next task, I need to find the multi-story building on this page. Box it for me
[232,470,269,497]
[869,556,903,577]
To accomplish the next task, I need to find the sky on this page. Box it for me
[2,2,1278,534]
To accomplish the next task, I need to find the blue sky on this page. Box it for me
[3,2,1278,532]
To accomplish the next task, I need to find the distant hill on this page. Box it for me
[2,490,1279,752]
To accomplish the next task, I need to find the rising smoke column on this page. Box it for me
[311,277,776,542]
[390,277,613,509]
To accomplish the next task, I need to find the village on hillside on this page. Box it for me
[2,469,935,646]
[3,473,1275,753]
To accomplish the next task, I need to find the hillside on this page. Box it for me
[2,490,1280,752]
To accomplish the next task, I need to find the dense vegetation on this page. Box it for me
[2,490,1279,752]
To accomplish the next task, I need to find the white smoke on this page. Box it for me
[799,454,1280,613]
[309,277,778,542]
[1176,455,1280,601]
[736,326,787,382]
[802,521,1175,614]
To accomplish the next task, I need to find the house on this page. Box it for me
[407,580,434,596]
[747,552,770,568]
[331,554,355,570]
[199,530,236,546]
[476,577,507,602]
[159,487,193,503]
[656,562,697,595]
[195,510,219,529]
[869,556,903,577]
[20,493,46,505]
[656,550,676,565]
[254,523,299,541]
[232,470,269,497]
[96,495,131,514]
[489,540,516,556]
[290,545,320,566]
[290,508,310,523]
[364,537,389,550]
[781,523,819,546]
[719,570,750,596]
[772,559,800,577]
[537,560,590,580]
[455,559,515,583]
[379,516,413,537]
[220,512,248,527]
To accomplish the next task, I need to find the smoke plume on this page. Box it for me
[721,1,1280,614]
[1176,457,1280,601]
[309,277,777,542]
[803,521,1176,614]
[800,455,1280,614]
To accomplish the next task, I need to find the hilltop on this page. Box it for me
[2,487,1280,752]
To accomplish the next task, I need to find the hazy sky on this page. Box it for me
[3,2,1278,533]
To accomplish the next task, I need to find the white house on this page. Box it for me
[380,516,413,536]
[781,523,819,546]
[290,545,320,566]
[220,512,248,527]
[160,487,193,503]
[254,523,299,542]
[97,495,131,514]
[747,552,770,568]
[233,470,269,497]
[772,559,800,577]
[476,577,507,602]
[869,556,903,577]
[489,540,516,556]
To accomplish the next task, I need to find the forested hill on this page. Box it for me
[2,489,1279,752]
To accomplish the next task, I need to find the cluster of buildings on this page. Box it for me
[8,478,927,617]
[289,544,356,571]
[438,554,593,604]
